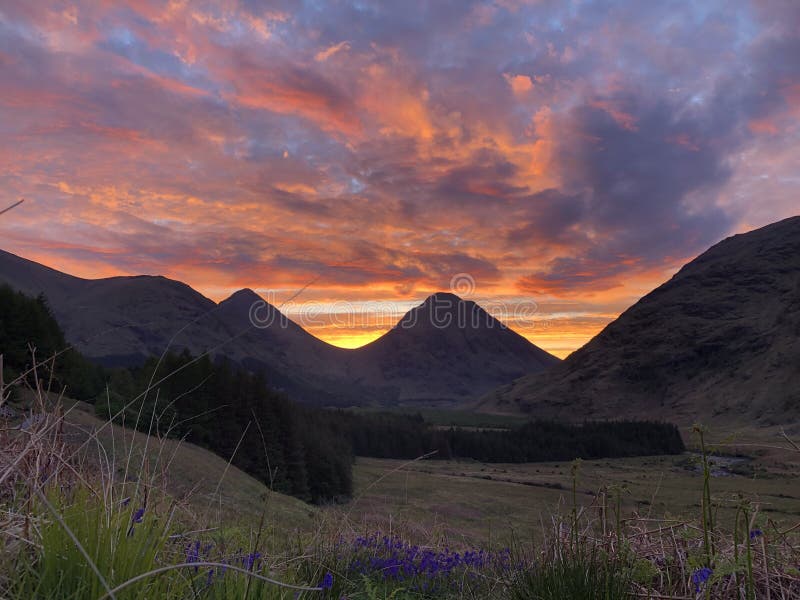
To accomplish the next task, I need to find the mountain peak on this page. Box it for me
[222,288,263,304]
[218,288,283,322]
[392,291,495,332]
[0,247,561,407]
[421,291,468,305]
[355,290,559,402]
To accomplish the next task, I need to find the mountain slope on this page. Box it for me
[0,250,558,407]
[346,292,560,405]
[0,249,347,402]
[481,216,800,424]
[0,249,219,365]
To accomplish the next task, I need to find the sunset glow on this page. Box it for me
[1,1,798,356]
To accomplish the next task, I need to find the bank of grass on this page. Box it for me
[2,358,799,598]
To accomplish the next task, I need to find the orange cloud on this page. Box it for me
[504,73,533,95]
[315,41,351,62]
[588,98,639,131]
[358,63,435,140]
[748,118,779,135]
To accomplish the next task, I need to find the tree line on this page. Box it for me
[97,351,353,503]
[326,411,685,462]
[0,285,105,398]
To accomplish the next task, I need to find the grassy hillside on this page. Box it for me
[60,399,318,530]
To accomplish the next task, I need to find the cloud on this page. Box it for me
[0,0,798,355]
[315,41,350,62]
[504,73,533,95]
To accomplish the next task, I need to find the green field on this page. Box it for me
[66,401,799,544]
[63,399,318,532]
[344,447,799,543]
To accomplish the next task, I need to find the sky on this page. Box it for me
[0,0,798,356]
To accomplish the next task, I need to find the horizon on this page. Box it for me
[0,213,776,357]
[1,1,798,356]
[1,244,572,355]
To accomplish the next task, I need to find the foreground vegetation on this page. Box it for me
[2,371,799,599]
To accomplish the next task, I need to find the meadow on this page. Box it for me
[2,375,799,599]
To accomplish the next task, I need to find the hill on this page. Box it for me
[0,250,557,407]
[481,216,800,425]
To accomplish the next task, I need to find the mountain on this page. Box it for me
[0,249,219,366]
[481,216,800,425]
[346,292,560,405]
[0,249,558,406]
[0,249,354,403]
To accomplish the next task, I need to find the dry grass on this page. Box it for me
[0,359,73,589]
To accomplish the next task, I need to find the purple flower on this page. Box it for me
[186,541,201,572]
[692,567,713,592]
[126,507,146,537]
[340,531,513,593]
[320,572,334,589]
[243,552,261,571]
[750,529,763,539]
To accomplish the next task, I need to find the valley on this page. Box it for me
[61,399,800,544]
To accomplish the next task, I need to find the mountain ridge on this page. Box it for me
[0,248,558,406]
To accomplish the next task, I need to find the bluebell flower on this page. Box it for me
[126,507,146,537]
[338,531,518,593]
[692,567,713,592]
[186,541,201,572]
[750,529,763,539]
[320,572,334,589]
[243,551,261,571]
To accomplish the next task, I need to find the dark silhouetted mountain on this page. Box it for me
[0,250,217,366]
[481,216,800,425]
[0,250,558,406]
[345,292,560,404]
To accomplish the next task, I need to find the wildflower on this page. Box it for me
[750,529,763,539]
[126,507,145,537]
[320,572,334,589]
[692,567,713,592]
[186,541,201,572]
[243,552,261,571]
